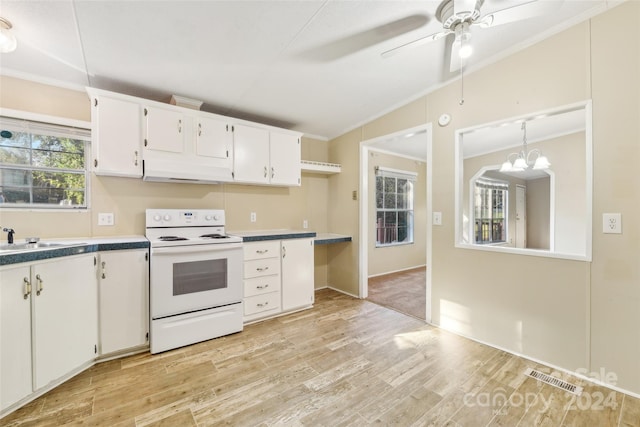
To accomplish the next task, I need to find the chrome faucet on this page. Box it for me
[3,227,15,244]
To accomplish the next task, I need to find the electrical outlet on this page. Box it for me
[303,219,308,229]
[603,213,621,234]
[98,213,114,226]
[433,212,442,226]
[250,212,257,223]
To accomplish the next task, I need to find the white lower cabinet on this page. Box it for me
[242,238,314,323]
[243,241,281,322]
[0,254,97,413]
[281,238,314,311]
[98,249,149,356]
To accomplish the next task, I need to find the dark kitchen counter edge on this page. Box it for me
[237,231,317,242]
[314,235,352,245]
[0,239,149,266]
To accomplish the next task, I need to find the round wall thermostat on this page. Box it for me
[438,114,451,127]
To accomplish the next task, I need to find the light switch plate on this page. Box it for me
[433,212,442,226]
[603,213,621,234]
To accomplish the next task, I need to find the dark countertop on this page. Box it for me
[231,230,317,242]
[0,237,149,266]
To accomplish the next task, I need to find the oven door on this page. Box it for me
[150,243,243,319]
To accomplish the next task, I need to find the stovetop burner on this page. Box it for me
[200,233,229,239]
[158,236,189,241]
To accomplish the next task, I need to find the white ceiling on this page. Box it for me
[0,0,617,144]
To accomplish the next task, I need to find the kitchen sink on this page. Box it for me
[0,241,86,253]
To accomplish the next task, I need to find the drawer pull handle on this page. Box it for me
[257,301,269,308]
[23,277,31,299]
[256,284,269,289]
[256,249,269,254]
[256,267,269,272]
[101,261,107,279]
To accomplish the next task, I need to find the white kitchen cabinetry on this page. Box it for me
[233,125,301,186]
[281,238,314,311]
[144,105,185,153]
[243,241,282,322]
[0,265,32,412]
[270,131,301,186]
[196,115,233,160]
[98,249,149,356]
[90,92,143,177]
[0,254,97,412]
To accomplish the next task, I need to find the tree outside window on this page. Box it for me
[0,118,89,208]
[375,168,415,247]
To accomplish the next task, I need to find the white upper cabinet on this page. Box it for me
[270,131,301,186]
[233,125,301,186]
[144,106,185,153]
[196,116,232,160]
[90,92,143,177]
[233,124,270,184]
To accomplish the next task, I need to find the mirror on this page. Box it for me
[455,101,592,260]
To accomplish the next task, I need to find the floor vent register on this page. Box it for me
[524,368,583,395]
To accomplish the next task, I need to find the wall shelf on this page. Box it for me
[301,160,341,174]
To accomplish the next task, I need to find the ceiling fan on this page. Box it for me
[382,0,563,72]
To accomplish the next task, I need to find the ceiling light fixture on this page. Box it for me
[0,17,17,53]
[499,121,551,172]
[455,22,473,59]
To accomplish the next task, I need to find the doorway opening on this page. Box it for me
[358,124,433,322]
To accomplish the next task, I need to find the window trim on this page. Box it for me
[0,108,91,210]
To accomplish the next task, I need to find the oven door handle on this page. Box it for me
[151,244,241,255]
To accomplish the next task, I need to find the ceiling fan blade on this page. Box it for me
[440,32,459,79]
[296,14,430,62]
[381,29,451,58]
[449,37,466,73]
[477,0,563,28]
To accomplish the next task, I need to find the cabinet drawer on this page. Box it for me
[243,241,280,261]
[244,292,281,316]
[244,274,281,298]
[244,257,280,279]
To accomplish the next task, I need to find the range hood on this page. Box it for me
[143,157,233,184]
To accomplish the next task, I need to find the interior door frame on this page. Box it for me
[358,123,433,322]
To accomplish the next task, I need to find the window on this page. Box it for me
[474,178,508,244]
[0,116,90,208]
[375,166,416,247]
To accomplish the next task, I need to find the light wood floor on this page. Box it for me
[3,289,639,426]
[367,267,426,320]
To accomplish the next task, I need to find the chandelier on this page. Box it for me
[499,121,550,172]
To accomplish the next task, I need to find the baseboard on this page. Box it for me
[326,285,361,299]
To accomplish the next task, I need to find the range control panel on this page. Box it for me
[145,209,225,227]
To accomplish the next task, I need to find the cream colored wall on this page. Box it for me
[527,177,550,250]
[0,75,331,286]
[329,3,640,395]
[368,151,426,276]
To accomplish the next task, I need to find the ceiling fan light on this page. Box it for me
[0,18,17,53]
[459,43,473,59]
[533,155,551,170]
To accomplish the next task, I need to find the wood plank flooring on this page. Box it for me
[367,267,426,320]
[3,289,639,426]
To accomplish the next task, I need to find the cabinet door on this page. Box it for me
[281,238,314,311]
[270,132,301,186]
[233,124,270,184]
[144,106,185,153]
[98,249,149,355]
[92,96,142,177]
[196,116,232,160]
[0,265,33,412]
[32,255,97,390]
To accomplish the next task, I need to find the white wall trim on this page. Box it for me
[368,264,426,279]
[326,285,360,299]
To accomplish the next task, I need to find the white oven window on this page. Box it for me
[173,259,228,296]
